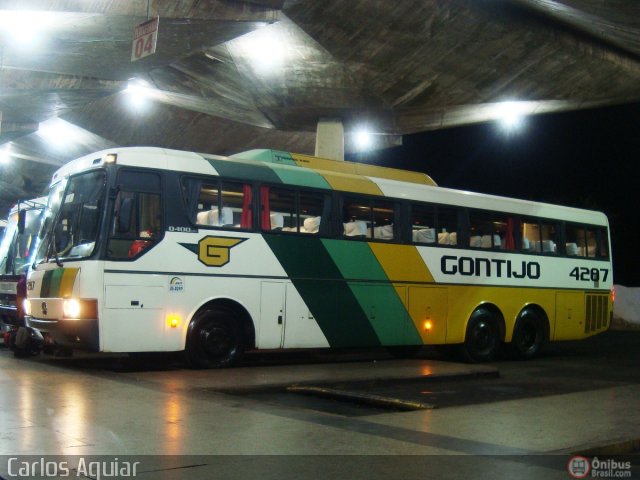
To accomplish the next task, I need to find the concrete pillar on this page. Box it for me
[314,118,344,161]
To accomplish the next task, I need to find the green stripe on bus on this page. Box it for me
[268,164,332,190]
[206,158,282,184]
[48,268,64,297]
[40,270,53,297]
[321,240,422,345]
[232,149,298,166]
[263,235,380,347]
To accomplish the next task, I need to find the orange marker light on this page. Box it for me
[423,320,433,331]
[167,315,180,328]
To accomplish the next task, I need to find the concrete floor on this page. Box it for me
[0,332,639,479]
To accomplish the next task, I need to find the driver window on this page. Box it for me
[108,171,162,260]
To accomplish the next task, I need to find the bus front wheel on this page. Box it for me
[462,308,501,362]
[185,307,244,368]
[509,309,545,360]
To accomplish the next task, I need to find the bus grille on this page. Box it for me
[585,294,609,333]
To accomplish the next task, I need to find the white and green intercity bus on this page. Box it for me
[23,147,613,367]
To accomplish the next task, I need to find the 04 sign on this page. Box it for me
[131,17,159,62]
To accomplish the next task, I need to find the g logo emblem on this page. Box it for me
[197,236,246,267]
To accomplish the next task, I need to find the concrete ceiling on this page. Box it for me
[1,0,639,215]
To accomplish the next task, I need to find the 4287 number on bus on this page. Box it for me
[569,267,609,282]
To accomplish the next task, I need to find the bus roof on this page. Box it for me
[50,147,607,226]
[229,149,437,187]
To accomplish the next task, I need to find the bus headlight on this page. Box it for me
[63,299,81,318]
[61,299,97,320]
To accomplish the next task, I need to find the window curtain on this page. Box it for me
[240,184,253,229]
[184,179,202,223]
[260,186,270,230]
[504,217,515,250]
[319,194,332,235]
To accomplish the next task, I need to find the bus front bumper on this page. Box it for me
[25,316,99,351]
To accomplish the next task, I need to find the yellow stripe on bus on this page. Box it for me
[368,243,435,284]
[291,153,437,186]
[318,171,384,195]
[368,243,441,343]
[59,268,79,298]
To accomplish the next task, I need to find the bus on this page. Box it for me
[23,147,613,367]
[0,197,47,353]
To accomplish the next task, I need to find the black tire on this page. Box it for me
[184,307,244,368]
[462,308,501,362]
[509,309,545,360]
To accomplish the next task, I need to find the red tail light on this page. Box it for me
[611,285,615,304]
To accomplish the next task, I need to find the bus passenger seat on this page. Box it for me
[220,207,233,225]
[470,235,482,247]
[303,216,320,233]
[542,240,555,253]
[449,232,457,245]
[344,220,367,237]
[522,237,530,250]
[270,212,284,230]
[374,224,394,240]
[413,228,435,243]
[566,243,578,255]
[196,208,218,226]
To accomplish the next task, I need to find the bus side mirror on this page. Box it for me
[18,210,26,234]
[117,197,133,233]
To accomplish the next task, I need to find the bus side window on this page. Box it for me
[565,224,584,257]
[185,179,251,229]
[411,204,436,244]
[584,227,598,258]
[521,219,557,254]
[436,207,458,246]
[343,197,370,239]
[299,191,324,234]
[263,187,295,232]
[469,211,506,249]
[372,200,395,240]
[596,227,609,258]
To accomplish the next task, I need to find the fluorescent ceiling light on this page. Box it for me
[0,10,52,49]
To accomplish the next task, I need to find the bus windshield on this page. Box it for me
[0,204,45,276]
[37,170,106,263]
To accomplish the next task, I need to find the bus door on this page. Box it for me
[259,281,326,349]
[102,275,166,351]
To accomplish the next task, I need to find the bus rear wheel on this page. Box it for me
[509,309,545,360]
[462,308,501,362]
[185,307,244,368]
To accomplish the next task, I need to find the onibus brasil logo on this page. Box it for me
[567,456,632,478]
